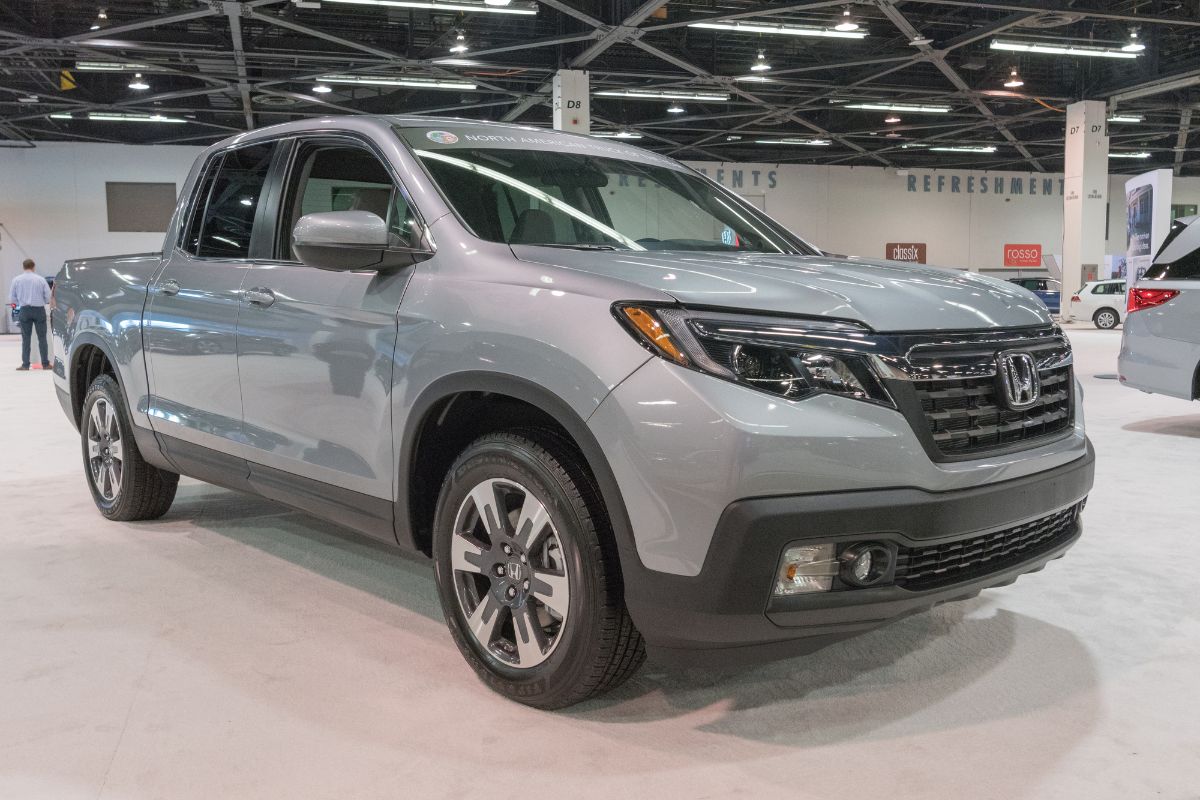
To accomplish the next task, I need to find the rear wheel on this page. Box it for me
[1094,308,1119,330]
[81,375,179,521]
[432,430,644,709]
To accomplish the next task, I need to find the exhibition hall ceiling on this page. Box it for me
[0,1,1198,173]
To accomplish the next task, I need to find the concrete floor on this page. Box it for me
[1,330,1198,800]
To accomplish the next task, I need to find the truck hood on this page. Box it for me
[510,246,1051,332]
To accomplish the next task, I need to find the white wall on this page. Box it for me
[687,160,1200,272]
[0,142,203,291]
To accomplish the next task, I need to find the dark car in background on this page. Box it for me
[1008,277,1062,314]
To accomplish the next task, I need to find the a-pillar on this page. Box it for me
[552,69,590,134]
[1061,100,1110,321]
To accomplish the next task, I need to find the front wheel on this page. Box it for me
[81,375,179,521]
[1094,308,1120,330]
[432,430,644,709]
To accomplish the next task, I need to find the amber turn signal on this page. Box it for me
[618,306,691,367]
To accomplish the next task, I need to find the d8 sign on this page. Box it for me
[1004,243,1042,267]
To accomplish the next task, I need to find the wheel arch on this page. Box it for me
[397,372,639,571]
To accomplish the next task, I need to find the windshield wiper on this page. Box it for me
[520,242,623,251]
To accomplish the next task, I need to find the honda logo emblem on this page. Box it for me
[996,351,1041,410]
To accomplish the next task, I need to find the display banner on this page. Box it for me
[1125,169,1174,284]
[1003,244,1043,267]
[885,242,926,263]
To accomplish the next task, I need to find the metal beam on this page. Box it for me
[223,2,255,130]
[571,0,669,68]
[911,0,1200,27]
[642,1,849,33]
[1175,109,1193,176]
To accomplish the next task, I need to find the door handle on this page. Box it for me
[159,279,180,296]
[243,287,276,308]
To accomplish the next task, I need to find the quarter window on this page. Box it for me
[188,142,275,259]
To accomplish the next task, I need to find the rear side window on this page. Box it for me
[186,142,275,259]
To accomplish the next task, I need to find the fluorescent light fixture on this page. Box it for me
[753,138,831,146]
[87,112,187,123]
[319,74,477,90]
[595,88,729,102]
[1109,151,1151,159]
[688,21,867,40]
[433,58,482,66]
[75,60,150,72]
[1108,114,1143,123]
[320,0,537,14]
[929,145,997,153]
[593,130,643,139]
[49,113,73,119]
[990,39,1140,59]
[17,95,38,104]
[840,102,951,113]
[734,75,773,83]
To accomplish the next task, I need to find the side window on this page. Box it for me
[193,142,275,259]
[281,142,415,259]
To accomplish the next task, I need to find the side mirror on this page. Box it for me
[292,210,429,271]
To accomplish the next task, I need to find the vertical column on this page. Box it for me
[552,69,590,134]
[1061,100,1109,321]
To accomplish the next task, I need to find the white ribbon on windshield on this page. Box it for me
[414,148,645,251]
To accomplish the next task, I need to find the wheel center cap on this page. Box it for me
[506,560,524,581]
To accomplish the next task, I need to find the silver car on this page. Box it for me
[51,116,1094,708]
[1119,216,1200,400]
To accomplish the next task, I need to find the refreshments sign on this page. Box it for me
[885,242,927,263]
[1003,243,1043,267]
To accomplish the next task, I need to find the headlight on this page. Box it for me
[615,304,893,406]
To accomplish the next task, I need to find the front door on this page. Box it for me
[235,138,419,537]
[145,141,277,474]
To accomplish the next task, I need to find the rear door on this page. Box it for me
[234,136,419,539]
[144,141,278,479]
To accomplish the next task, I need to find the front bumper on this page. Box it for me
[623,441,1095,667]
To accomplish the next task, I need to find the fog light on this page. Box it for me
[774,543,837,595]
[840,543,892,588]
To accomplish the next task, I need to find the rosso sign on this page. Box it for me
[1004,244,1042,267]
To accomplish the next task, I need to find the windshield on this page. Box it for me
[397,126,810,254]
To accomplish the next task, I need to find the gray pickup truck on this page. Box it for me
[52,116,1094,708]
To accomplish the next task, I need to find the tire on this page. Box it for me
[81,374,179,521]
[432,429,645,709]
[1093,308,1120,330]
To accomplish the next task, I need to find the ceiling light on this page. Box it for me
[17,95,38,104]
[1108,114,1143,123]
[594,130,643,139]
[1122,28,1145,53]
[753,138,831,146]
[833,6,859,32]
[884,114,900,123]
[909,35,932,46]
[750,49,771,72]
[734,75,773,83]
[688,20,868,40]
[75,60,150,72]
[483,0,512,4]
[840,102,951,113]
[49,113,73,119]
[929,145,997,153]
[990,39,1140,59]
[321,0,537,14]
[726,135,742,141]
[595,88,729,102]
[90,7,108,31]
[666,103,685,113]
[312,83,332,93]
[1109,151,1151,159]
[449,29,469,54]
[319,74,477,90]
[1003,67,1024,88]
[886,131,901,138]
[128,73,150,90]
[86,112,187,123]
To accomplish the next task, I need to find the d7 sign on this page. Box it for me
[1004,244,1043,267]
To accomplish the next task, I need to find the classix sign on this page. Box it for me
[1004,243,1043,267]
[885,242,927,263]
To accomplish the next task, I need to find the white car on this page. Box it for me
[1069,279,1126,329]
[1119,216,1200,400]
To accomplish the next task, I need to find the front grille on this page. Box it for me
[913,364,1073,455]
[893,503,1081,591]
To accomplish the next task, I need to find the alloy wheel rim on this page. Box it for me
[451,478,570,669]
[1099,311,1116,328]
[86,398,123,502]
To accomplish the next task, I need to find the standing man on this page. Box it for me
[8,258,52,371]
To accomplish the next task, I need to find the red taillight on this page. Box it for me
[1128,287,1180,313]
[1070,295,1081,302]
